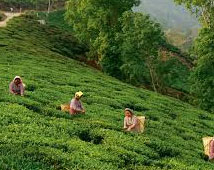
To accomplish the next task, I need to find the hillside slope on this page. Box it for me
[0,14,213,169]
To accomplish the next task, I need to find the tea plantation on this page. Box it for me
[0,14,213,170]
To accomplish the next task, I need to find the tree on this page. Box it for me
[174,0,214,112]
[190,28,214,112]
[116,11,164,91]
[65,0,140,61]
[65,0,186,93]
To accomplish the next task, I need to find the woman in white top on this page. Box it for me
[123,108,140,132]
[9,76,25,96]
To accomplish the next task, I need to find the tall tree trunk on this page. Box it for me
[146,56,160,93]
[48,0,51,13]
[146,59,157,92]
[149,67,157,92]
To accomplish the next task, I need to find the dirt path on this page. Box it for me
[0,12,22,27]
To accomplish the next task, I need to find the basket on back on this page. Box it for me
[202,137,214,160]
[137,116,146,133]
[61,104,70,112]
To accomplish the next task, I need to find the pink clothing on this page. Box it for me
[9,76,25,96]
[70,98,84,114]
[209,140,214,160]
[124,115,140,132]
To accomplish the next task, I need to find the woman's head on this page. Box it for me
[75,91,83,100]
[13,76,22,85]
[124,108,134,117]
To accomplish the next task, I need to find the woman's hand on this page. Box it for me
[127,124,135,131]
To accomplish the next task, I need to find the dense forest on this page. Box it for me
[174,0,214,113]
[64,0,213,112]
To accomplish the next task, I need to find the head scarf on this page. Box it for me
[125,108,134,115]
[13,76,23,83]
[75,91,83,98]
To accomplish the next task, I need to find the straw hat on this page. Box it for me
[75,91,83,98]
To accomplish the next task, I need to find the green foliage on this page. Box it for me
[190,28,214,112]
[65,0,142,79]
[116,11,164,88]
[0,14,213,169]
[47,10,191,95]
[65,1,191,93]
[65,0,140,60]
[156,57,190,93]
[175,0,214,112]
[45,10,72,32]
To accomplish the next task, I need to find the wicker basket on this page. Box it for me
[137,116,146,133]
[202,137,214,157]
[61,104,70,112]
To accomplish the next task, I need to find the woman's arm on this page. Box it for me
[79,102,85,113]
[124,117,128,129]
[127,117,138,131]
[9,82,15,94]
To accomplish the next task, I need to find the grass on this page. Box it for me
[0,13,213,169]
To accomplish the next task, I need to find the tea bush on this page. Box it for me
[0,14,213,169]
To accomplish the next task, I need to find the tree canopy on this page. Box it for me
[116,11,164,90]
[66,0,177,92]
[65,0,140,60]
[190,28,214,112]
[174,0,214,112]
